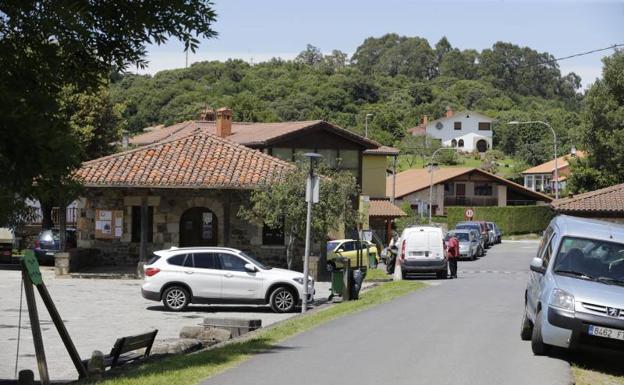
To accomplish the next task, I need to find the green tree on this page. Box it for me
[568,51,624,193]
[0,0,217,226]
[240,163,359,269]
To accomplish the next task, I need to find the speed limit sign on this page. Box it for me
[465,208,474,220]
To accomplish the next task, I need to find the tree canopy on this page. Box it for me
[0,0,218,226]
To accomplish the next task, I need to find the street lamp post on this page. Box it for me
[428,147,458,223]
[365,113,373,138]
[508,121,559,199]
[302,152,322,313]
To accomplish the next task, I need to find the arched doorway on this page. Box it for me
[179,207,218,247]
[476,139,488,153]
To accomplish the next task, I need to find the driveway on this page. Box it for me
[0,268,331,381]
[202,241,573,385]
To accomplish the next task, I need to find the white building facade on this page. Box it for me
[424,109,494,153]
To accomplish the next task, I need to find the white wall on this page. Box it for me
[425,111,494,152]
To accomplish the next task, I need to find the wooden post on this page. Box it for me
[386,219,392,245]
[139,196,148,263]
[22,270,50,385]
[36,282,87,378]
[59,204,67,252]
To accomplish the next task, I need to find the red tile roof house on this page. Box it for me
[551,183,624,223]
[72,108,405,272]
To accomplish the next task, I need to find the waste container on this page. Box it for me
[329,257,351,300]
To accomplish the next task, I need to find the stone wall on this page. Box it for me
[76,188,293,268]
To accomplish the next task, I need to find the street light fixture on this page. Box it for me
[508,121,559,199]
[365,113,373,138]
[302,152,322,313]
[428,147,459,223]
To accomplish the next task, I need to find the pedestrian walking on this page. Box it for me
[446,233,460,278]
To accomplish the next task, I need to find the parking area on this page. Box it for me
[0,267,331,381]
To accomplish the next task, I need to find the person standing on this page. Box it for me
[446,234,460,278]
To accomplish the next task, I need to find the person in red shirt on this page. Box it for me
[445,234,460,278]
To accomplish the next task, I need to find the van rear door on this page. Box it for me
[404,229,443,261]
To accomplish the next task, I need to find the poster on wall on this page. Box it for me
[95,209,124,239]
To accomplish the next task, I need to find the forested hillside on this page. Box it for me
[110,34,585,166]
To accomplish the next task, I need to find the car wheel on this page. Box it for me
[326,261,336,272]
[531,309,550,355]
[162,285,190,312]
[270,286,297,313]
[520,304,533,341]
[401,270,407,280]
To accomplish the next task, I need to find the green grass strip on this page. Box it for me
[87,280,424,385]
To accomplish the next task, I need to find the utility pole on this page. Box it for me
[302,153,322,313]
[365,113,373,138]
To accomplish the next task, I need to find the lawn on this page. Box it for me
[396,153,521,178]
[364,267,391,281]
[85,280,425,385]
[571,349,624,385]
[573,366,624,385]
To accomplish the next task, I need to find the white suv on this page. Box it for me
[141,247,314,313]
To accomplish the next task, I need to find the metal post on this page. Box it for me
[302,161,313,313]
[552,128,559,199]
[391,155,397,204]
[428,162,434,224]
[22,270,50,385]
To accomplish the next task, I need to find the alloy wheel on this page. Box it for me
[165,288,187,310]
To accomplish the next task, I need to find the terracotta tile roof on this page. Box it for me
[387,167,552,202]
[552,183,624,213]
[363,145,400,156]
[522,152,586,174]
[408,123,426,136]
[129,120,380,149]
[368,199,407,217]
[77,132,294,189]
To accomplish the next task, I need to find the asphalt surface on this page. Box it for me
[202,241,573,385]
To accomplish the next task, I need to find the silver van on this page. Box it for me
[521,215,624,354]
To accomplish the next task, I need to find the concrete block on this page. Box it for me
[87,350,104,380]
[179,326,204,339]
[151,338,203,355]
[203,318,262,337]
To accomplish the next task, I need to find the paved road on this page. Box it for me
[0,268,333,381]
[202,241,573,385]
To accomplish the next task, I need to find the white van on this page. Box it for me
[398,226,447,279]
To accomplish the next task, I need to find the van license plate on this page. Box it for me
[46,252,54,256]
[588,325,624,341]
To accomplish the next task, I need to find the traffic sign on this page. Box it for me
[465,208,474,220]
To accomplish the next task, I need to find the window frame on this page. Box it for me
[478,122,491,131]
[454,122,462,130]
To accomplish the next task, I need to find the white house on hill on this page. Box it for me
[412,108,495,153]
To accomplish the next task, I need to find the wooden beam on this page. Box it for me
[22,269,50,385]
[139,196,148,262]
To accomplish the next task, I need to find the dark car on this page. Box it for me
[34,228,77,264]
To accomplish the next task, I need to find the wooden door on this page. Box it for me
[179,207,218,247]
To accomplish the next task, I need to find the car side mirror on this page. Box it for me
[530,257,545,274]
[336,248,344,253]
[244,263,257,273]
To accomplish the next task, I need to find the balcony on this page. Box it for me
[444,196,498,207]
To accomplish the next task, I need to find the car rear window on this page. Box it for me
[167,254,192,267]
[146,254,161,265]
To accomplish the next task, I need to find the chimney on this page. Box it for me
[121,130,129,149]
[216,107,233,138]
[446,106,454,118]
[199,107,215,121]
[422,115,428,125]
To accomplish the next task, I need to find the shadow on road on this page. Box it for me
[146,305,276,314]
[566,349,624,377]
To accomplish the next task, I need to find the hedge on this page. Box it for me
[446,206,554,235]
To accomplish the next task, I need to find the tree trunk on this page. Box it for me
[286,232,296,270]
[59,204,67,251]
[40,201,54,230]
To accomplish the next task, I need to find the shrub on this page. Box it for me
[446,205,554,235]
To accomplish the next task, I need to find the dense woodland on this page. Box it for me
[110,34,586,168]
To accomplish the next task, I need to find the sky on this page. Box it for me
[138,0,624,89]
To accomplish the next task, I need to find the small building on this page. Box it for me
[389,167,552,216]
[552,183,624,223]
[522,151,586,194]
[408,108,494,153]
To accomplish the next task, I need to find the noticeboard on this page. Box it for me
[95,209,124,239]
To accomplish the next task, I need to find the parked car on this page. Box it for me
[141,247,314,313]
[33,228,77,264]
[455,222,487,252]
[0,228,14,263]
[487,222,502,244]
[398,226,447,279]
[521,215,624,355]
[327,239,377,269]
[469,229,485,257]
[447,229,480,260]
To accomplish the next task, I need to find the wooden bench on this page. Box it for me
[84,330,158,369]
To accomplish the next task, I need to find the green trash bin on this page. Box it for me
[329,257,351,300]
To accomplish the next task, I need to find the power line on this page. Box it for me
[413,43,623,88]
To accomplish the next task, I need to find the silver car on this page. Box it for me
[521,215,624,355]
[447,229,480,260]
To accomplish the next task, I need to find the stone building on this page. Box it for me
[75,131,294,268]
